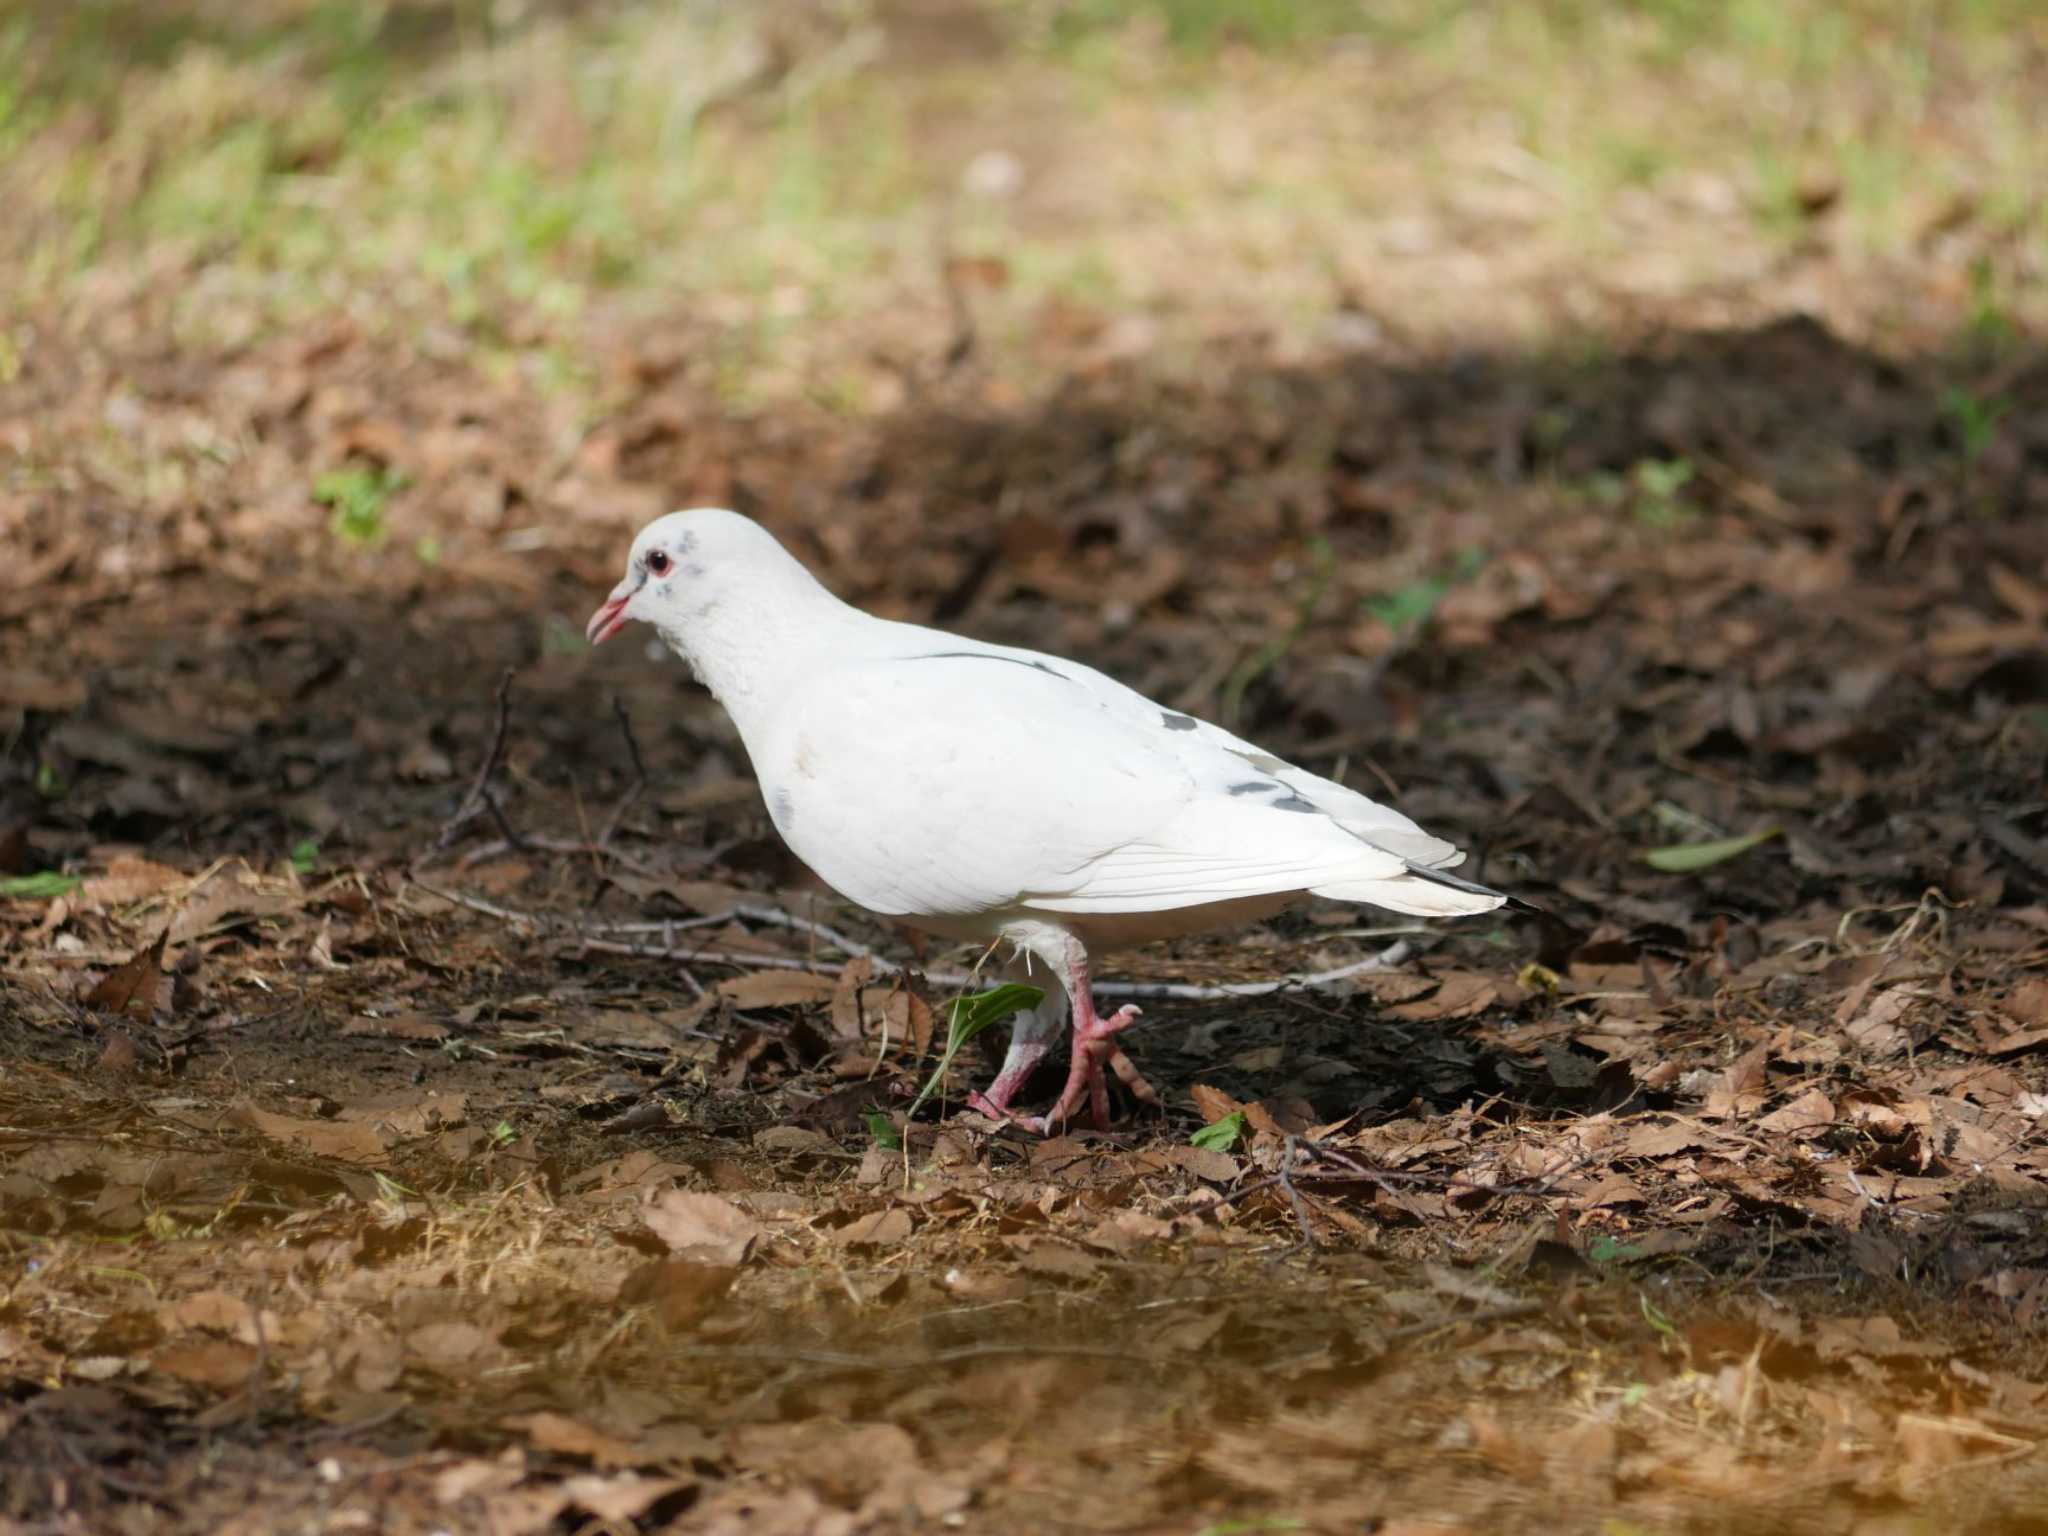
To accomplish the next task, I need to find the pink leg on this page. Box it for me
[966,985,1067,1118]
[967,1037,1050,1117]
[1036,953,1155,1133]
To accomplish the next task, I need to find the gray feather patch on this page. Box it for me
[917,651,1066,679]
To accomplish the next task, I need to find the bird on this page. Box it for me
[588,509,1520,1132]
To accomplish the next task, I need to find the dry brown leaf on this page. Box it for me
[164,869,299,943]
[1571,1173,1647,1208]
[1228,1043,1286,1072]
[335,1327,403,1394]
[1756,1088,1835,1136]
[340,1012,450,1040]
[1703,1042,1769,1119]
[407,1320,498,1368]
[1968,1012,2048,1057]
[337,1094,468,1138]
[1154,1144,1240,1183]
[1007,1237,1102,1281]
[618,1258,737,1330]
[560,1473,690,1522]
[1386,973,1500,1022]
[643,1189,764,1265]
[434,1458,527,1505]
[506,1411,647,1469]
[2004,977,2048,1027]
[159,1291,274,1345]
[0,670,85,713]
[1814,1315,1948,1361]
[836,1207,913,1247]
[84,932,167,1020]
[718,972,837,1010]
[152,1339,259,1391]
[1895,1414,2034,1489]
[81,855,187,906]
[753,1125,834,1157]
[1844,987,1936,1056]
[830,954,875,1038]
[1189,1083,1245,1123]
[238,1106,389,1164]
[1624,1119,1709,1158]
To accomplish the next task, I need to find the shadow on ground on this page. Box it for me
[4,314,2048,1531]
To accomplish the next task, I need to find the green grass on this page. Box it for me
[1,0,2041,398]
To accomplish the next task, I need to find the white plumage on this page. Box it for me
[589,509,1514,1129]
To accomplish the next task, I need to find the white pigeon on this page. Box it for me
[588,509,1518,1130]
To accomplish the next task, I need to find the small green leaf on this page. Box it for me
[314,465,405,548]
[289,838,321,875]
[1190,1110,1248,1153]
[1587,1235,1646,1264]
[863,1110,901,1149]
[371,1171,417,1201]
[944,983,1046,1044]
[1640,827,1780,873]
[0,871,82,899]
[906,983,1045,1122]
[490,1121,518,1146]
[1639,1294,1679,1337]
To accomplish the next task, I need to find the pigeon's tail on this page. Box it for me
[1311,860,1536,919]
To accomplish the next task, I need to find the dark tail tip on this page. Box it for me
[1404,860,1547,917]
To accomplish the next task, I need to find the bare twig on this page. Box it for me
[1276,1134,1322,1249]
[1093,941,1412,999]
[599,696,650,848]
[410,877,1410,1000]
[1180,1135,1600,1237]
[455,834,670,876]
[482,788,525,850]
[1383,1301,1543,1343]
[435,668,519,851]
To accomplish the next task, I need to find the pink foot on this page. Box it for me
[1037,1002,1156,1132]
[965,942,1161,1133]
[966,1020,1053,1120]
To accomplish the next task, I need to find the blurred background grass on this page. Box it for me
[2,0,2043,408]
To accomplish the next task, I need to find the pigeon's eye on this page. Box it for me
[645,549,672,577]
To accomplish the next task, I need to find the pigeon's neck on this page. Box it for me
[656,560,862,741]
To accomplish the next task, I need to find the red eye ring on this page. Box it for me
[646,549,671,577]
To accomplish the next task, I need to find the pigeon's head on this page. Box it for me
[586,508,784,646]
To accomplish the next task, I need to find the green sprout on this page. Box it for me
[905,983,1045,1122]
[313,464,407,547]
[1190,1110,1248,1153]
[0,871,82,899]
[1943,386,2010,470]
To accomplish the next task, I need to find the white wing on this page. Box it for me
[754,641,1503,922]
[756,654,1193,919]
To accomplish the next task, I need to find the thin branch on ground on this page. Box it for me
[410,877,1419,999]
[598,695,649,849]
[1275,1133,1323,1249]
[455,834,667,877]
[434,667,520,852]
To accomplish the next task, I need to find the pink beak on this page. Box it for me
[586,584,633,646]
